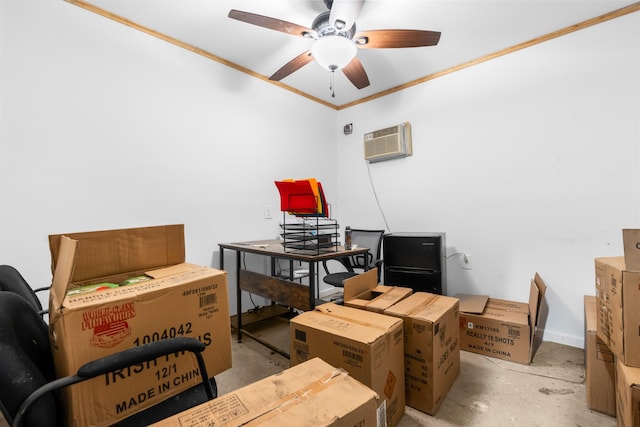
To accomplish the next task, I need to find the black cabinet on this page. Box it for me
[383,232,446,295]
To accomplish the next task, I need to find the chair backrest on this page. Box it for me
[0,265,43,313]
[0,291,58,427]
[349,229,385,270]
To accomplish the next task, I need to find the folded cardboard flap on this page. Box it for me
[457,294,489,314]
[50,235,77,313]
[310,303,401,343]
[49,224,185,284]
[343,268,379,301]
[385,292,443,318]
[623,229,640,271]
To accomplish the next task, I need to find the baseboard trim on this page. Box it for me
[540,329,584,349]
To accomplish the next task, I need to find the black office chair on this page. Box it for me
[0,265,49,316]
[0,291,217,427]
[322,229,385,287]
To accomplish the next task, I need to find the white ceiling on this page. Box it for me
[72,0,636,107]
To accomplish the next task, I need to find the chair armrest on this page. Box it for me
[322,257,354,276]
[78,337,205,378]
[32,287,50,317]
[13,337,214,427]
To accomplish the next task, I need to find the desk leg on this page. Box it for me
[309,261,316,309]
[235,250,242,342]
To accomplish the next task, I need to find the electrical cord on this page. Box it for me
[447,252,469,263]
[241,252,263,314]
[366,160,392,233]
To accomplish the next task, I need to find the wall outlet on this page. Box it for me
[263,205,272,219]
[462,254,472,270]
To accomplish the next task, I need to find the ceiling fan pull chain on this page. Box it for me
[330,71,335,98]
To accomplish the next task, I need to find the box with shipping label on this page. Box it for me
[384,292,460,415]
[290,303,405,427]
[456,273,547,364]
[150,357,383,427]
[47,225,232,426]
[343,268,412,313]
[584,295,615,417]
[594,256,640,367]
[616,359,640,427]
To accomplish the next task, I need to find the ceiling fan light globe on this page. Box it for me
[311,35,357,71]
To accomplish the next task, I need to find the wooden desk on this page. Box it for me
[218,239,370,343]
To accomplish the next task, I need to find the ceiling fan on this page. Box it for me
[228,0,441,91]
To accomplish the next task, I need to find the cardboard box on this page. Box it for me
[48,225,232,426]
[384,292,460,415]
[595,256,640,367]
[623,229,640,271]
[290,303,405,427]
[457,273,547,364]
[343,268,412,313]
[616,359,640,427]
[150,357,383,427]
[584,295,616,416]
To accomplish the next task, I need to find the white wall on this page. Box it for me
[2,1,639,347]
[0,0,337,314]
[335,12,640,347]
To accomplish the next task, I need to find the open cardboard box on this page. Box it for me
[150,357,383,427]
[456,273,547,364]
[48,225,232,426]
[343,268,412,313]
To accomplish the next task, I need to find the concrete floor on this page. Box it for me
[215,314,617,427]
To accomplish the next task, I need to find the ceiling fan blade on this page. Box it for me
[228,10,316,38]
[329,0,364,31]
[269,51,315,81]
[354,29,441,49]
[342,57,370,89]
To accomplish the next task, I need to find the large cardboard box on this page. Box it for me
[457,273,547,364]
[48,225,232,426]
[343,268,413,313]
[584,295,616,416]
[290,303,405,427]
[384,292,460,415]
[150,357,383,427]
[595,256,640,367]
[616,359,640,427]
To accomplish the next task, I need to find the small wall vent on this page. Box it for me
[363,122,412,163]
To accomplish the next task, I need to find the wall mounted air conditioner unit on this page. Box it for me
[363,122,412,163]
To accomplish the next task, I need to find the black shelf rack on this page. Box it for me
[280,214,339,254]
[275,179,338,254]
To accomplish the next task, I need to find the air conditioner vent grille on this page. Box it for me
[363,122,412,163]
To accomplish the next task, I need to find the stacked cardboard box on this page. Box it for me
[593,229,640,425]
[48,225,232,426]
[584,295,616,416]
[289,303,405,427]
[151,358,383,427]
[456,273,547,364]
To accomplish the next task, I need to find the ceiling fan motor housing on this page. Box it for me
[312,10,356,39]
